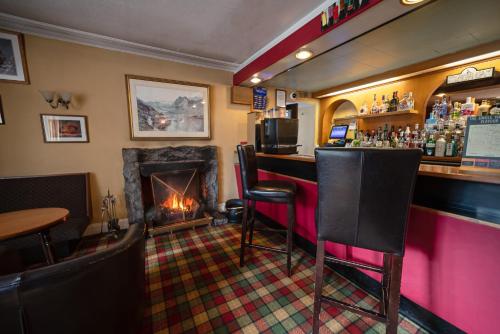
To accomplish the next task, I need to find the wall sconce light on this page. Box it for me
[40,91,72,109]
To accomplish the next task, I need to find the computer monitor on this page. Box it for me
[329,125,349,140]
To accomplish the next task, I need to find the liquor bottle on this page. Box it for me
[328,5,334,26]
[441,95,448,119]
[389,91,399,112]
[461,97,475,116]
[445,135,457,157]
[371,94,379,114]
[399,93,408,111]
[435,135,446,157]
[453,124,464,156]
[347,0,356,15]
[383,124,390,147]
[339,0,346,20]
[376,127,383,147]
[478,100,492,116]
[425,134,436,156]
[359,101,369,115]
[333,0,339,24]
[451,101,461,120]
[490,98,500,115]
[321,10,328,30]
[407,92,415,110]
[380,95,387,113]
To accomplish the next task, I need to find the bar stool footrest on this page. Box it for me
[324,255,384,273]
[252,227,287,234]
[246,243,288,254]
[321,294,387,323]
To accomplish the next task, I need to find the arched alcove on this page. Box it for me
[320,99,357,143]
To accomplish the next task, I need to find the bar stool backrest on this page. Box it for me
[237,145,258,199]
[315,148,421,256]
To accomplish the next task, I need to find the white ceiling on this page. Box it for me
[0,0,324,67]
[266,0,500,93]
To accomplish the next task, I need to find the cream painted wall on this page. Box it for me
[0,35,248,221]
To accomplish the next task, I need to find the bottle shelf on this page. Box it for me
[333,110,419,123]
[358,109,419,119]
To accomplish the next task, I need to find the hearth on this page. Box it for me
[123,146,218,236]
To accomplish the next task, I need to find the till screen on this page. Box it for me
[329,125,348,139]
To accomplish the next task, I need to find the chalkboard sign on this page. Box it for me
[461,115,500,172]
[253,87,267,111]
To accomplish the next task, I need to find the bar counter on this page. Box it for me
[234,152,500,334]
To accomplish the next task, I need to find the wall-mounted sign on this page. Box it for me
[253,87,267,111]
[461,115,500,173]
[446,67,495,85]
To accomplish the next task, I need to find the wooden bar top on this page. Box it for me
[255,153,500,185]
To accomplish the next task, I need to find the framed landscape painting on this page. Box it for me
[40,114,89,143]
[126,75,211,140]
[0,29,29,84]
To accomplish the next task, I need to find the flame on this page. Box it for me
[161,193,193,212]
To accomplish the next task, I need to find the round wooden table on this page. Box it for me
[0,208,69,265]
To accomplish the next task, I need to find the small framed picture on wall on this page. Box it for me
[0,29,30,84]
[0,95,5,125]
[40,114,89,143]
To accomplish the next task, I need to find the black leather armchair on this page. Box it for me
[0,223,145,334]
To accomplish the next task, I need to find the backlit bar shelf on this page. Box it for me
[333,110,419,123]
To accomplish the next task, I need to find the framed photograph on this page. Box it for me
[0,95,5,125]
[276,89,287,108]
[126,74,211,140]
[0,29,29,84]
[40,114,89,143]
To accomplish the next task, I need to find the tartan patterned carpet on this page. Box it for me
[79,223,427,334]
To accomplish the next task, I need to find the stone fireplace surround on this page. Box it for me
[122,146,218,225]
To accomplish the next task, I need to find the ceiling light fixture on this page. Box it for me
[317,50,500,98]
[250,77,262,84]
[400,0,425,5]
[295,49,313,60]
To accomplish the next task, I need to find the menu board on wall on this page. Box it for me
[461,115,500,172]
[253,87,267,111]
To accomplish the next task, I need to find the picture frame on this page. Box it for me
[276,89,287,108]
[40,114,89,143]
[0,95,5,125]
[126,74,211,140]
[0,29,30,84]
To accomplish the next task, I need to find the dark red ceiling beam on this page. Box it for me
[233,0,384,86]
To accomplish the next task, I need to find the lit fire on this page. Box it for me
[161,193,194,212]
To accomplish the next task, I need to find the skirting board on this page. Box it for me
[83,218,130,236]
[255,212,466,334]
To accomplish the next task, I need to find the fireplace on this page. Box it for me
[123,146,218,236]
[151,169,201,224]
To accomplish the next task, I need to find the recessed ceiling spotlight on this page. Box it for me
[295,49,313,60]
[250,77,262,84]
[400,0,424,5]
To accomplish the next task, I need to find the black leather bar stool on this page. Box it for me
[312,148,421,334]
[236,145,297,277]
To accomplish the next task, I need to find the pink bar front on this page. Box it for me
[234,164,500,334]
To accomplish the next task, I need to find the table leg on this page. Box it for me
[39,230,55,265]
